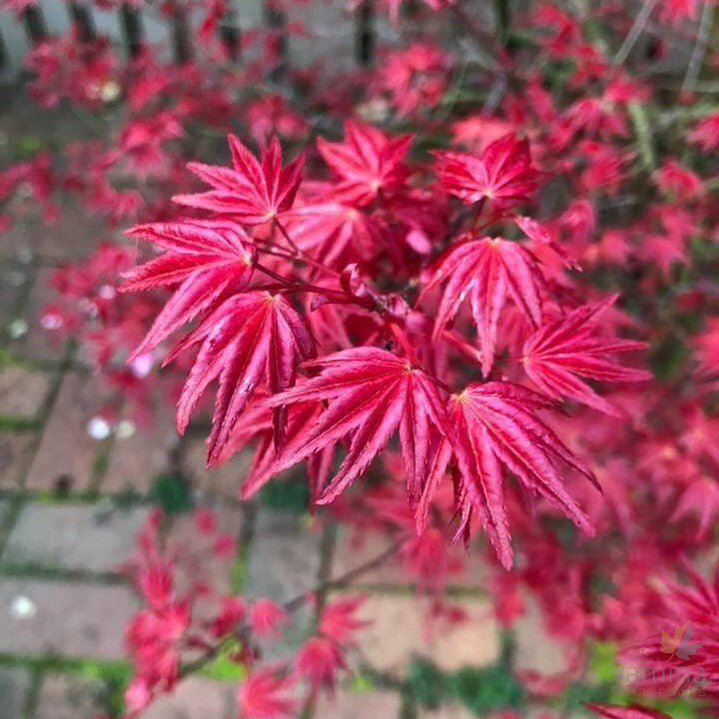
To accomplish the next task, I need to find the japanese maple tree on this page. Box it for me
[3,0,719,717]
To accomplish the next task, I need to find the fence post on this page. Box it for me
[22,5,47,44]
[68,2,96,43]
[170,0,193,64]
[120,3,143,58]
[355,0,375,66]
[264,0,287,80]
[220,2,241,61]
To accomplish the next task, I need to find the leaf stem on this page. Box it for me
[177,539,402,679]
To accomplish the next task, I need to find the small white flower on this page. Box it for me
[116,420,136,439]
[10,595,36,620]
[88,416,112,440]
[7,318,28,339]
[17,249,33,264]
[101,81,121,104]
[98,284,116,300]
[130,353,153,378]
[40,312,63,331]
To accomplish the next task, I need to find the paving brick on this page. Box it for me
[0,89,98,160]
[244,509,323,603]
[513,593,568,678]
[34,673,103,719]
[431,598,500,671]
[331,530,406,586]
[0,432,36,489]
[314,689,402,719]
[0,366,51,419]
[331,531,490,589]
[349,594,499,676]
[141,677,236,719]
[25,372,110,492]
[350,593,425,674]
[2,503,148,573]
[0,579,137,659]
[244,509,323,654]
[103,407,176,494]
[0,195,107,263]
[168,505,244,611]
[6,267,67,363]
[182,437,253,499]
[0,666,31,719]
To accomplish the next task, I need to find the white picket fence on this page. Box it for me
[0,0,385,79]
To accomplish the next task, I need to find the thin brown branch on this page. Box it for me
[682,0,715,93]
[614,0,660,65]
[177,539,401,679]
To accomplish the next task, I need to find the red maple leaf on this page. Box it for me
[317,121,413,207]
[521,295,652,415]
[319,595,368,645]
[433,133,543,210]
[216,394,335,505]
[689,111,719,152]
[173,135,304,225]
[295,636,347,694]
[672,477,719,538]
[420,382,596,569]
[420,236,545,375]
[167,291,315,464]
[283,201,380,266]
[237,667,298,719]
[263,347,450,505]
[586,703,672,719]
[121,221,256,361]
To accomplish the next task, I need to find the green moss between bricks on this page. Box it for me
[349,672,375,692]
[259,473,309,513]
[0,654,131,718]
[198,640,247,682]
[407,658,525,716]
[149,474,193,514]
[0,416,40,431]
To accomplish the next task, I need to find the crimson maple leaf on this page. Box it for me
[215,395,335,505]
[319,595,368,645]
[237,667,298,719]
[433,133,542,210]
[420,382,596,569]
[672,477,719,538]
[317,121,412,207]
[283,201,379,266]
[586,703,672,719]
[521,296,652,415]
[166,291,314,464]
[121,221,256,361]
[173,135,304,225]
[420,236,545,374]
[262,347,450,505]
[689,111,719,152]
